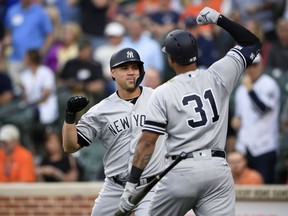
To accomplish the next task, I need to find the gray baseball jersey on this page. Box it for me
[144,50,244,156]
[142,47,249,215]
[76,86,167,216]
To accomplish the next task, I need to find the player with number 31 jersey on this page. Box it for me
[119,6,262,216]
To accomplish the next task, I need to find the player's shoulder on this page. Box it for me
[87,93,118,112]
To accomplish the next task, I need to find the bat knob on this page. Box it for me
[180,152,187,159]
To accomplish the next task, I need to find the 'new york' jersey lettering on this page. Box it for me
[108,115,146,136]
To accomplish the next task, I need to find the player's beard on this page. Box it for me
[124,78,137,92]
[126,78,137,91]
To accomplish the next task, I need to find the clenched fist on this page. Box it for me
[65,96,89,124]
[196,7,221,25]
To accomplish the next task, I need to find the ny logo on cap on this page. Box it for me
[127,51,134,58]
[250,53,255,60]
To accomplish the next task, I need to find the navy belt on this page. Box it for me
[111,176,155,187]
[170,150,226,160]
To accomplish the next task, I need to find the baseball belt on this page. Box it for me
[170,150,226,160]
[110,176,155,187]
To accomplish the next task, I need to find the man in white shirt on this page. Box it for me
[20,49,58,125]
[231,54,280,184]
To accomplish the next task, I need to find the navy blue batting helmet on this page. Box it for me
[162,29,198,65]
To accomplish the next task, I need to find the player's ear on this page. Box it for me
[168,55,175,65]
[111,68,116,80]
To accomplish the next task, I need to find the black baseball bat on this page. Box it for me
[114,152,187,216]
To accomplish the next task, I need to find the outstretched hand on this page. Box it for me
[196,7,221,25]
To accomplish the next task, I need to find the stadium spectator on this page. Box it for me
[133,0,160,15]
[0,0,5,41]
[78,0,111,49]
[274,146,288,184]
[231,54,280,184]
[0,69,14,106]
[281,97,288,133]
[2,0,54,89]
[228,151,264,185]
[145,0,180,42]
[20,49,58,126]
[266,18,288,73]
[19,49,59,156]
[142,67,162,89]
[58,38,105,105]
[41,0,81,23]
[0,124,36,182]
[121,14,164,77]
[180,0,223,38]
[282,0,288,19]
[44,5,62,42]
[44,22,82,74]
[93,21,125,96]
[36,130,80,182]
[279,97,288,165]
[230,0,281,42]
[244,19,270,66]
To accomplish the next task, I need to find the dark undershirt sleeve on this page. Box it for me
[77,130,91,148]
[248,90,271,113]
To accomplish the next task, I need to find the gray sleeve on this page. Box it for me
[143,88,167,134]
[76,108,100,146]
[209,51,245,94]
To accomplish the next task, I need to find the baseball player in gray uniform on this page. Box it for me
[62,47,166,216]
[119,7,262,216]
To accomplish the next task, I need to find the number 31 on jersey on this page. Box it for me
[182,89,219,128]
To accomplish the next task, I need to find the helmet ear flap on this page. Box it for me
[110,61,145,86]
[135,67,145,87]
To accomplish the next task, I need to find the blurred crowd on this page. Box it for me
[0,0,288,184]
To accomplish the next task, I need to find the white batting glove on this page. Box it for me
[119,182,137,213]
[196,7,221,25]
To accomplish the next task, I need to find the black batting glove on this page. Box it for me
[65,96,89,124]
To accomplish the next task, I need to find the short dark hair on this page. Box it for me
[26,49,42,64]
[78,37,92,50]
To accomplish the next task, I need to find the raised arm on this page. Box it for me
[197,7,262,66]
